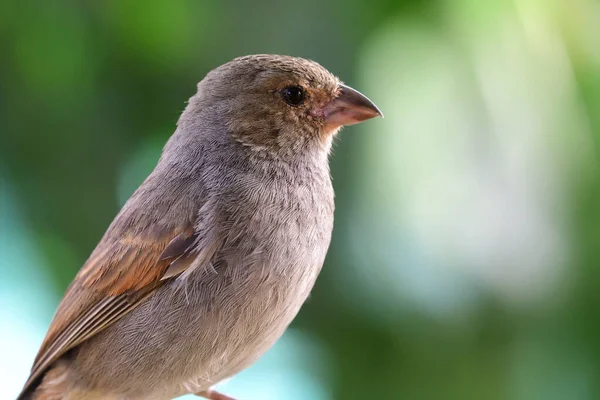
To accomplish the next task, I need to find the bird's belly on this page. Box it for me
[179,254,323,388]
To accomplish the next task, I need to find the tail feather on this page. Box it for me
[18,360,71,400]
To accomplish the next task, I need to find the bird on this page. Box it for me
[18,54,382,400]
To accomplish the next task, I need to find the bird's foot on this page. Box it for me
[195,389,237,400]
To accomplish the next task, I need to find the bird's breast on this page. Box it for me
[217,173,334,299]
[174,175,334,384]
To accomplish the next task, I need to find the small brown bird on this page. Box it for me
[18,54,382,400]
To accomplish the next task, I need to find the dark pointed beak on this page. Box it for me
[322,84,383,127]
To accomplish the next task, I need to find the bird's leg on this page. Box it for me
[195,389,237,400]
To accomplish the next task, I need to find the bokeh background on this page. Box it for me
[2,0,600,399]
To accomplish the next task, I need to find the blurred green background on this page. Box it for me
[2,0,600,399]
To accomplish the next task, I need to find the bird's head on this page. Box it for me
[183,54,382,160]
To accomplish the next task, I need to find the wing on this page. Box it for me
[19,208,219,397]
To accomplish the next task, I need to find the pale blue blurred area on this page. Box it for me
[0,173,59,399]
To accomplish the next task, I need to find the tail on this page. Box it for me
[16,390,32,400]
[18,360,71,400]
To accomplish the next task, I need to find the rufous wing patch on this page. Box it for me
[19,224,201,400]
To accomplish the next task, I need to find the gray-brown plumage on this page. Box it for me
[18,54,382,400]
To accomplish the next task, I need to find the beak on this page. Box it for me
[322,84,383,127]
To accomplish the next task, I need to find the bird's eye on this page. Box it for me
[281,86,305,106]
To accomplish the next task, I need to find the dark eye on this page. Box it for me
[281,86,305,106]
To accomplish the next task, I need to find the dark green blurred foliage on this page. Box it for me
[2,1,600,399]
